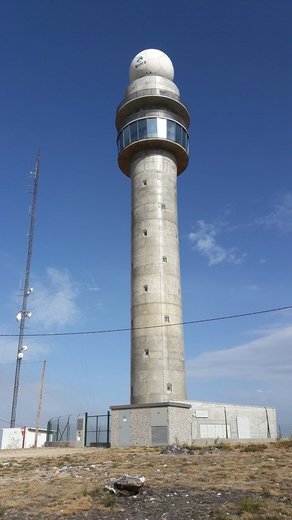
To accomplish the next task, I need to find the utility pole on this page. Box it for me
[34,359,46,448]
[10,154,40,428]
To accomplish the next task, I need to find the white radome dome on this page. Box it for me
[129,49,174,82]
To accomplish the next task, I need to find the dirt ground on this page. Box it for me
[0,441,291,519]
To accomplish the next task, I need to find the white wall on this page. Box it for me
[188,401,277,440]
[1,428,47,449]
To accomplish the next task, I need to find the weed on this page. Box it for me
[101,492,116,508]
[181,443,202,451]
[87,486,116,508]
[88,486,102,498]
[81,483,88,496]
[276,439,292,449]
[209,511,228,519]
[261,486,271,498]
[237,496,261,513]
[215,442,233,451]
[241,444,267,453]
[0,506,6,517]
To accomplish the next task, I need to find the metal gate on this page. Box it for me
[84,411,110,447]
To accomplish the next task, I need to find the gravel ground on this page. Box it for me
[0,443,291,519]
[0,447,90,460]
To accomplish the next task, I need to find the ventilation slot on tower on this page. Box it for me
[144,349,149,357]
[143,179,147,186]
[164,315,170,323]
[167,383,172,392]
[143,230,148,236]
[162,256,167,263]
[143,285,148,292]
[160,203,166,210]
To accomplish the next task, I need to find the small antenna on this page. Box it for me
[10,153,41,428]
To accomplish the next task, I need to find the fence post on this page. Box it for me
[46,419,52,442]
[107,410,110,447]
[67,415,71,441]
[224,407,229,439]
[84,412,88,447]
[56,417,60,441]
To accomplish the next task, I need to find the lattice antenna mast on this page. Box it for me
[10,154,40,428]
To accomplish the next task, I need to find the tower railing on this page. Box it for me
[117,88,189,112]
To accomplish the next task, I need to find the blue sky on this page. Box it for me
[0,0,291,434]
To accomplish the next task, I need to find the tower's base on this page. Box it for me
[110,400,277,447]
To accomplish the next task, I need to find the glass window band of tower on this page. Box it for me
[117,117,189,154]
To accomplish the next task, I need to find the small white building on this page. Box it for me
[0,427,47,450]
[110,400,277,447]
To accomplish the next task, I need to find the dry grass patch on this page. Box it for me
[0,443,291,518]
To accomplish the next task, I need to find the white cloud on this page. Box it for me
[188,220,245,266]
[187,325,292,381]
[259,192,292,234]
[0,337,23,365]
[244,284,260,291]
[0,335,48,365]
[30,267,80,329]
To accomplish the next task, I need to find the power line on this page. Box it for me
[0,304,291,338]
[0,417,19,426]
[0,361,43,367]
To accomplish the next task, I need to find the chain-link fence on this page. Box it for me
[46,412,111,446]
[46,414,79,442]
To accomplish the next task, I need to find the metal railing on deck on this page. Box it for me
[117,88,188,112]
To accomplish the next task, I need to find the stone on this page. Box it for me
[105,474,145,496]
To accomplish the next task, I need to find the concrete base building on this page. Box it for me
[110,401,277,447]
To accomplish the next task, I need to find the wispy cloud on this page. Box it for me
[188,220,245,266]
[244,284,260,292]
[30,267,80,329]
[258,192,292,234]
[187,325,292,381]
[0,335,48,365]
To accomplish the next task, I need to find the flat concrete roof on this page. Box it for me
[110,401,191,411]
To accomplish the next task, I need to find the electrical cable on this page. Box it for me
[0,304,291,338]
[0,361,42,367]
[0,417,19,426]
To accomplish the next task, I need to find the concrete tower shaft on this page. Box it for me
[116,50,190,404]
